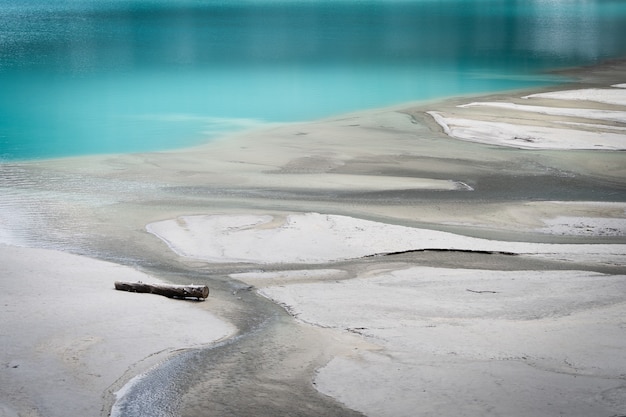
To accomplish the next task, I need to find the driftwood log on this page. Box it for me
[114,281,209,300]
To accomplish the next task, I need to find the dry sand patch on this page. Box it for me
[258,267,626,417]
[428,83,626,150]
[0,245,234,417]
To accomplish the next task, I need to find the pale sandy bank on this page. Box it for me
[146,209,626,417]
[1,60,625,417]
[258,267,626,417]
[428,83,626,149]
[0,245,234,417]
[139,64,625,417]
[147,212,626,266]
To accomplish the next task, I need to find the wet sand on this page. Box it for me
[0,60,625,417]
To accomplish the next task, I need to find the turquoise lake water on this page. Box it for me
[1,0,626,160]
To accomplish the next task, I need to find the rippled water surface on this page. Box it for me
[1,0,626,159]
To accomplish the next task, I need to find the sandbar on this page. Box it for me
[428,83,626,149]
[0,245,234,417]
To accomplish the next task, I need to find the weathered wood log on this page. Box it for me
[114,281,209,300]
[466,289,499,294]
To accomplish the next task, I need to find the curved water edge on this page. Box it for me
[1,1,625,415]
[2,90,625,415]
[105,259,370,417]
[2,0,626,160]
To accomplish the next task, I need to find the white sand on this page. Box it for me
[429,201,626,236]
[556,120,626,131]
[231,173,467,191]
[0,244,234,417]
[428,111,626,150]
[149,206,626,416]
[230,269,348,287]
[256,267,626,417]
[524,87,626,106]
[429,84,626,149]
[147,213,626,266]
[537,215,626,236]
[459,101,626,123]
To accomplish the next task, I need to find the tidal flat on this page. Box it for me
[1,61,625,417]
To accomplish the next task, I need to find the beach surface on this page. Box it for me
[1,60,625,416]
[0,245,234,417]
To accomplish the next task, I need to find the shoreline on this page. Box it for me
[1,58,625,416]
[0,56,595,166]
[0,245,235,417]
